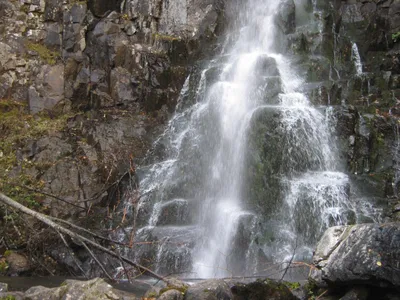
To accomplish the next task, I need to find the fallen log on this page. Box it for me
[0,192,167,283]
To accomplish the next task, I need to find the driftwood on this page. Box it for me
[0,192,167,283]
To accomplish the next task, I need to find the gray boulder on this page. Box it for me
[24,278,138,300]
[184,279,232,300]
[310,223,400,288]
[0,282,7,292]
[230,279,297,300]
[28,64,64,114]
[339,286,369,300]
[5,252,31,275]
[277,0,295,34]
[159,289,185,300]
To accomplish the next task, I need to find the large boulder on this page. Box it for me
[230,279,297,300]
[28,64,65,114]
[5,252,31,275]
[24,278,139,300]
[184,279,232,300]
[310,223,400,288]
[0,282,7,292]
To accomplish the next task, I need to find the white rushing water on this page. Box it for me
[130,0,360,279]
[351,42,363,75]
[192,1,283,278]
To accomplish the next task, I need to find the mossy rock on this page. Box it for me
[231,279,297,300]
[25,42,60,65]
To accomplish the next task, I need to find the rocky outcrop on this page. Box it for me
[0,0,224,112]
[0,277,300,300]
[0,0,226,276]
[4,252,31,276]
[0,282,7,292]
[310,223,400,288]
[0,278,140,300]
[242,0,400,224]
[0,0,225,213]
[184,279,232,300]
[230,279,297,300]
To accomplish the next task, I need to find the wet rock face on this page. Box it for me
[277,0,296,34]
[281,0,400,219]
[311,223,400,288]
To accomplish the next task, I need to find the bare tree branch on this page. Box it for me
[280,238,298,282]
[17,184,86,210]
[0,192,168,283]
[49,216,127,246]
[81,241,113,281]
[57,231,88,279]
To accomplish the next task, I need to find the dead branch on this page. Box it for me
[0,192,167,283]
[57,231,88,279]
[48,216,127,246]
[316,289,328,300]
[17,184,86,210]
[81,241,113,281]
[280,238,298,282]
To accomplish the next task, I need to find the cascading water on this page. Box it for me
[351,42,363,75]
[122,0,379,279]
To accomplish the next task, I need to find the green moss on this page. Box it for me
[284,281,300,290]
[304,280,318,300]
[3,250,12,257]
[26,42,60,65]
[20,4,29,14]
[121,13,130,20]
[0,260,8,273]
[153,33,182,42]
[0,99,72,208]
[392,31,400,43]
[69,0,87,5]
[0,296,16,300]
[146,291,158,297]
[159,285,188,296]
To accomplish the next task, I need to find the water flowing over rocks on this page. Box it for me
[1,0,400,296]
[0,0,226,278]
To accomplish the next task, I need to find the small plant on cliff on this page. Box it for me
[284,281,301,290]
[25,42,60,65]
[0,259,8,273]
[0,296,16,300]
[0,99,70,208]
[392,31,400,43]
[153,33,182,42]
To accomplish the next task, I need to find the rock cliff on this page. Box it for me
[0,0,225,275]
[1,0,400,284]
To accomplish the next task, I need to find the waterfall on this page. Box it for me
[123,0,368,279]
[351,42,363,75]
[393,121,400,197]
